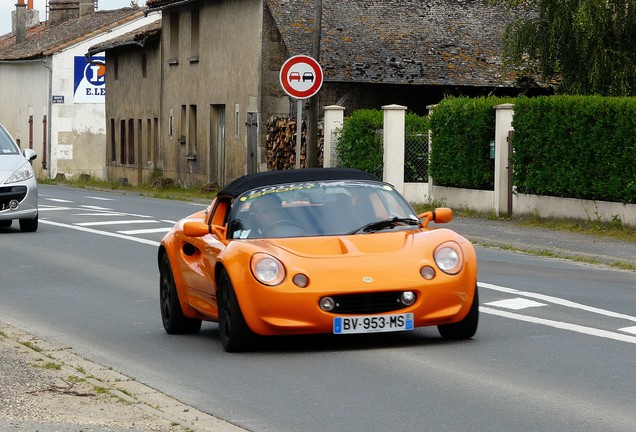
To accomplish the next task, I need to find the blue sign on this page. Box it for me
[74,56,106,103]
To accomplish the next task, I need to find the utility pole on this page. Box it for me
[306,0,322,168]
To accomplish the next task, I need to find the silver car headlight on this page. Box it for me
[250,253,286,286]
[6,162,34,184]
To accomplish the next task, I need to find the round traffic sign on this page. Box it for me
[279,55,323,99]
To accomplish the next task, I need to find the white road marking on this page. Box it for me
[73,213,127,216]
[479,282,636,322]
[485,298,547,310]
[45,198,73,203]
[38,206,71,211]
[39,219,160,246]
[86,196,116,201]
[480,306,636,344]
[75,220,159,227]
[619,326,636,335]
[118,227,172,235]
[79,205,113,210]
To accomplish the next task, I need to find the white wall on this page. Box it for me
[48,12,161,180]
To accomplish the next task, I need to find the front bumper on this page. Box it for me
[0,182,38,220]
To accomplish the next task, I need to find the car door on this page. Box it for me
[180,198,229,318]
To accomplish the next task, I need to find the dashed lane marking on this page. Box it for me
[484,298,547,310]
[481,306,636,344]
[118,227,173,235]
[75,220,160,227]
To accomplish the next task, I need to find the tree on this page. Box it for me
[498,0,636,96]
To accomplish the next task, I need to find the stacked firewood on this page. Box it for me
[265,116,323,170]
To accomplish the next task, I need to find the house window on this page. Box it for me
[189,8,199,63]
[137,119,143,166]
[110,118,116,162]
[180,105,186,145]
[169,12,179,64]
[235,103,240,139]
[169,109,174,138]
[128,119,135,165]
[120,119,126,164]
[146,118,152,163]
[188,104,197,157]
[154,117,160,160]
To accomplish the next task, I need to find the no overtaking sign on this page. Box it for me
[279,55,323,99]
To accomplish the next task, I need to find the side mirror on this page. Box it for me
[183,221,228,244]
[23,148,37,162]
[183,221,210,238]
[418,207,453,228]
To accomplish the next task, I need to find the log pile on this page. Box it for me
[265,116,323,170]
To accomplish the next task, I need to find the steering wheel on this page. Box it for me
[262,219,304,235]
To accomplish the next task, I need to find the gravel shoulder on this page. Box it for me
[0,322,245,432]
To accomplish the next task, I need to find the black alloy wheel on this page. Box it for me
[437,286,479,340]
[159,253,202,334]
[217,270,253,352]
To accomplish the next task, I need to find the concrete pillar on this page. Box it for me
[322,105,345,168]
[382,104,406,192]
[494,103,515,217]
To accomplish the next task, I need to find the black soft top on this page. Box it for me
[218,168,380,198]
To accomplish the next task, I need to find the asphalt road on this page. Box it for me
[0,184,634,432]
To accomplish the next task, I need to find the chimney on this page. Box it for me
[79,0,95,18]
[14,0,27,43]
[48,0,80,26]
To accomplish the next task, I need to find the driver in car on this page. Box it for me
[249,193,284,237]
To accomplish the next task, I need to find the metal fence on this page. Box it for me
[330,131,428,183]
[404,133,428,183]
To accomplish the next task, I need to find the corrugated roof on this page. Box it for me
[0,8,147,61]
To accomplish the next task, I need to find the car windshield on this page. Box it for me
[228,180,419,239]
[0,127,19,156]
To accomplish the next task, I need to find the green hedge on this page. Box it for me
[512,96,636,204]
[336,109,428,179]
[335,109,384,178]
[336,96,635,205]
[429,97,512,190]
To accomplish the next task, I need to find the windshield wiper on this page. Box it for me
[348,217,419,234]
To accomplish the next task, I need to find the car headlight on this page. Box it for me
[250,253,286,286]
[6,162,34,184]
[434,241,464,275]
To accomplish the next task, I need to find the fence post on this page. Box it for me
[322,105,345,168]
[494,103,515,217]
[382,104,406,193]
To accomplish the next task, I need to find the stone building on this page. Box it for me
[90,0,543,187]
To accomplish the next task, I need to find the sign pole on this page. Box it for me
[296,99,303,169]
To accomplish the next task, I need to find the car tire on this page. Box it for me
[0,220,12,228]
[159,253,202,334]
[438,286,479,340]
[217,270,253,352]
[19,214,38,232]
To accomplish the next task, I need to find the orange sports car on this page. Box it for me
[158,168,478,352]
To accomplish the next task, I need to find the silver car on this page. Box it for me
[0,124,38,232]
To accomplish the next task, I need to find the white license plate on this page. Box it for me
[333,313,414,334]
